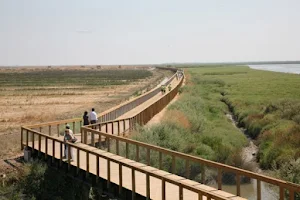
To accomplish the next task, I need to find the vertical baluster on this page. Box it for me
[146,173,150,200]
[96,155,99,183]
[172,155,176,174]
[257,180,261,200]
[57,124,60,137]
[236,174,241,196]
[86,151,89,178]
[77,148,80,175]
[147,148,150,165]
[52,140,55,163]
[107,159,111,189]
[185,160,190,179]
[48,125,52,136]
[132,168,136,200]
[126,143,129,158]
[159,152,162,170]
[136,145,139,162]
[119,163,123,196]
[162,178,166,200]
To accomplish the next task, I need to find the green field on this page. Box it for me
[0,69,153,87]
[133,65,300,183]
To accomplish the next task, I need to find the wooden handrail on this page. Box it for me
[81,126,300,192]
[21,67,300,199]
[21,126,229,200]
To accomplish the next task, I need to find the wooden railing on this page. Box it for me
[80,126,300,200]
[96,67,178,122]
[20,126,229,200]
[84,72,183,137]
[76,69,300,200]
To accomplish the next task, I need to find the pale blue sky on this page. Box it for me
[0,0,300,66]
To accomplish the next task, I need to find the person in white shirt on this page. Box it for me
[90,108,98,129]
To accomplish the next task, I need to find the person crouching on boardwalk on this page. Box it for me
[63,124,74,161]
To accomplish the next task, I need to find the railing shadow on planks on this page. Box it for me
[21,67,300,200]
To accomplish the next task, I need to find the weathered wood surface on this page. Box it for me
[27,138,244,200]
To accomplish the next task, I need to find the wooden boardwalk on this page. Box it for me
[23,70,300,200]
[117,77,180,120]
[27,137,244,200]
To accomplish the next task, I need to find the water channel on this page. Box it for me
[208,113,279,199]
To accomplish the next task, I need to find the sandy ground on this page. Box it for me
[0,66,172,170]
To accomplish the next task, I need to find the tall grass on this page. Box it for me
[130,68,248,182]
[184,66,300,184]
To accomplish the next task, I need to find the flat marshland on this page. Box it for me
[133,65,300,184]
[0,66,172,160]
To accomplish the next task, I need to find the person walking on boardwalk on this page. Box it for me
[63,124,74,161]
[83,111,89,126]
[168,84,172,91]
[90,108,98,129]
[161,85,166,95]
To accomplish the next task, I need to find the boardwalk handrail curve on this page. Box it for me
[81,126,300,198]
[21,126,230,200]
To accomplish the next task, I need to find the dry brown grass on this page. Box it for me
[162,110,191,129]
[0,66,172,160]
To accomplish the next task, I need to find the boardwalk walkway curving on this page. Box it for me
[27,138,245,200]
[117,76,180,120]
[22,71,249,200]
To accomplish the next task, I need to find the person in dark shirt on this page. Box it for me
[83,111,89,126]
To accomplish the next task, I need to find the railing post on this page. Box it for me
[59,142,63,167]
[217,169,222,190]
[45,137,48,160]
[132,168,136,200]
[26,130,29,149]
[116,140,119,155]
[136,145,139,162]
[57,124,60,137]
[21,127,24,150]
[86,151,89,178]
[96,155,99,183]
[31,132,35,153]
[179,184,183,200]
[119,163,123,196]
[172,155,176,174]
[185,159,190,179]
[117,121,120,136]
[72,122,75,134]
[123,119,126,135]
[126,143,129,158]
[84,129,87,144]
[80,127,83,144]
[146,173,150,200]
[162,178,166,200]
[77,149,80,175]
[91,132,95,146]
[201,167,206,184]
[67,144,71,171]
[236,173,241,196]
[147,148,150,165]
[38,134,41,157]
[107,159,111,189]
[52,140,55,163]
[159,152,162,170]
[48,125,51,136]
[107,137,110,152]
[257,180,261,200]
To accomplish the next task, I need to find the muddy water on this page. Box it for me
[221,113,278,199]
